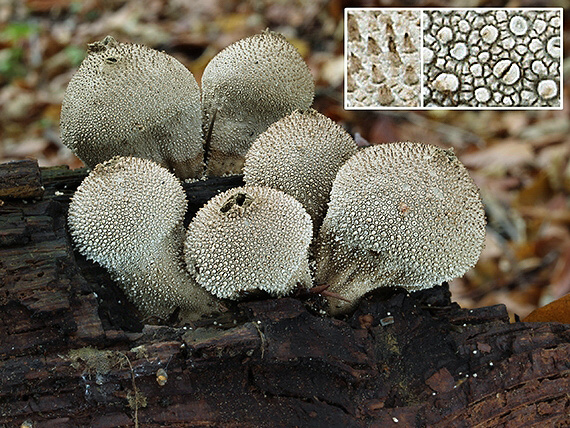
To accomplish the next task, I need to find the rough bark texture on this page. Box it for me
[1,160,569,427]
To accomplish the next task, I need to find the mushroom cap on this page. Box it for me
[202,30,315,176]
[68,156,187,266]
[61,36,204,179]
[243,109,357,233]
[68,156,221,319]
[184,186,313,299]
[316,142,486,313]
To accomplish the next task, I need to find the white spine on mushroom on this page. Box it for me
[243,109,357,235]
[60,36,204,180]
[184,186,313,299]
[315,142,486,315]
[345,10,422,108]
[68,156,221,320]
[201,30,314,177]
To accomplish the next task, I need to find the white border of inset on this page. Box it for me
[344,7,564,111]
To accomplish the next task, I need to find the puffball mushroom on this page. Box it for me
[315,142,486,315]
[243,109,357,234]
[67,156,222,320]
[201,30,315,176]
[60,36,204,180]
[184,186,313,299]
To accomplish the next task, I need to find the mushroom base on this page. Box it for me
[167,151,205,181]
[315,228,441,315]
[205,148,245,176]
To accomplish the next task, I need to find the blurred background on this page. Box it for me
[1,0,569,320]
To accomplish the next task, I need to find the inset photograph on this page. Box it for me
[345,9,421,108]
[423,9,562,108]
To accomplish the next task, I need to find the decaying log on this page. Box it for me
[0,160,44,200]
[0,160,569,427]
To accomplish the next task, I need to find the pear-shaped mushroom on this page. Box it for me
[67,156,222,320]
[243,109,357,234]
[315,142,486,315]
[184,186,313,299]
[202,30,315,176]
[60,36,204,180]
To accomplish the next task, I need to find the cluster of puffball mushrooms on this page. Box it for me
[64,31,486,321]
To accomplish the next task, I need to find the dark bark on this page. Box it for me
[0,160,569,427]
[0,159,44,199]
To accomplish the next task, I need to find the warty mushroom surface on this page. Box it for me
[184,186,313,299]
[315,142,486,314]
[201,30,315,176]
[243,108,357,235]
[67,156,222,320]
[60,36,205,179]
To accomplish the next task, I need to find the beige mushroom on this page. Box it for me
[184,186,313,299]
[315,142,486,314]
[201,30,314,176]
[67,156,222,320]
[60,36,204,180]
[243,109,357,235]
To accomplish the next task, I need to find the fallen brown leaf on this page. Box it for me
[523,294,570,324]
